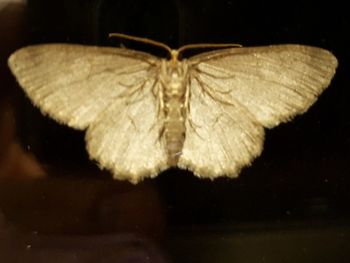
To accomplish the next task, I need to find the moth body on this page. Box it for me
[159,59,189,165]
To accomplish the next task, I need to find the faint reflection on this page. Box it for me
[0,97,46,180]
[0,1,46,180]
[0,3,168,262]
[0,211,168,263]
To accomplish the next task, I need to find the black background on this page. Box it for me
[24,0,350,221]
[1,0,350,262]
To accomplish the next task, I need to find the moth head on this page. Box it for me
[170,50,180,64]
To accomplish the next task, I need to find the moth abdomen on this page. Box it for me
[164,127,185,166]
[163,100,186,166]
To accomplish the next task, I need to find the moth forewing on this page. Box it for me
[187,45,337,128]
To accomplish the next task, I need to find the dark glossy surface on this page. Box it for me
[0,1,349,262]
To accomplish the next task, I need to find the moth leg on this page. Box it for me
[184,78,204,140]
[156,125,166,144]
[193,75,234,106]
[190,67,235,95]
[152,82,166,144]
[157,82,165,117]
[187,118,204,140]
[116,81,144,103]
[124,80,153,105]
[148,81,163,133]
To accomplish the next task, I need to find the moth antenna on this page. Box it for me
[178,43,242,54]
[109,33,242,62]
[109,33,173,55]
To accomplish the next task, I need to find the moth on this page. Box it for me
[8,33,338,183]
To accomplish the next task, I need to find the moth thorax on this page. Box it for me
[163,61,187,97]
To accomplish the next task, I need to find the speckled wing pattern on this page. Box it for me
[178,45,337,178]
[8,44,168,183]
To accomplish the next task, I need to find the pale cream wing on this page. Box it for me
[178,77,265,178]
[8,43,158,129]
[85,80,169,183]
[8,44,168,183]
[189,45,337,128]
